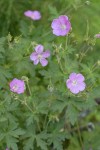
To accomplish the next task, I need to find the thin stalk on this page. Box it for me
[26,81,32,96]
[17,98,41,132]
[56,55,66,74]
[76,122,84,150]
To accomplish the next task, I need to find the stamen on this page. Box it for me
[72,80,77,86]
[38,54,42,59]
[13,85,18,91]
[61,25,66,30]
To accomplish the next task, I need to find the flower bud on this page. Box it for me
[85,1,90,5]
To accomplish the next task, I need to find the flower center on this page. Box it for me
[31,14,34,18]
[61,25,66,30]
[38,54,42,60]
[72,80,77,86]
[13,84,18,91]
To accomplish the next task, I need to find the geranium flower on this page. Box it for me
[66,73,86,94]
[10,78,25,94]
[30,44,50,67]
[94,33,100,38]
[51,15,71,36]
[24,10,41,20]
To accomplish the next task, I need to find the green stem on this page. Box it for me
[65,35,68,50]
[17,98,41,132]
[26,81,32,96]
[56,55,66,74]
[79,47,90,62]
[76,122,84,150]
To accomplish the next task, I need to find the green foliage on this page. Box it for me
[0,0,100,149]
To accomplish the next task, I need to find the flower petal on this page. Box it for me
[70,86,80,94]
[17,81,25,94]
[40,58,48,66]
[24,10,33,17]
[34,59,39,65]
[30,11,41,20]
[30,52,38,61]
[59,15,68,24]
[78,82,86,92]
[69,73,77,80]
[59,29,69,36]
[35,44,44,54]
[51,19,61,29]
[42,50,50,58]
[52,29,63,36]
[66,79,72,89]
[76,73,85,82]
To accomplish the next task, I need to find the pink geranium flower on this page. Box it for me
[10,78,25,94]
[66,73,86,94]
[30,44,50,67]
[94,33,100,38]
[24,10,41,20]
[51,15,71,36]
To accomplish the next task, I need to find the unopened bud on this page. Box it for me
[21,76,29,82]
[85,1,90,5]
[75,54,79,58]
[7,33,12,42]
[48,85,54,92]
[59,128,64,132]
[97,60,100,66]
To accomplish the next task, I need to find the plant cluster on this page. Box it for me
[0,0,100,150]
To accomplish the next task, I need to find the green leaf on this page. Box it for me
[36,135,48,150]
[23,138,35,150]
[6,136,18,150]
[48,131,69,150]
[66,104,79,125]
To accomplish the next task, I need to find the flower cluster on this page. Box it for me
[9,13,86,95]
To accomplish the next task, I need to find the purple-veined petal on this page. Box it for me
[24,10,33,17]
[34,59,39,65]
[70,86,80,94]
[51,19,61,29]
[35,44,44,54]
[17,80,25,94]
[78,82,86,91]
[30,52,38,61]
[59,29,69,36]
[69,73,77,80]
[76,73,85,82]
[52,29,63,36]
[66,79,72,89]
[59,15,68,24]
[30,11,41,20]
[42,50,50,58]
[40,58,48,66]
